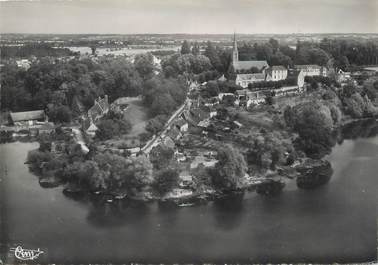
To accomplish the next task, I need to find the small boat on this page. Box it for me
[178,202,195,207]
[114,193,127,200]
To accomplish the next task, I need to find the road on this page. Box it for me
[141,98,191,154]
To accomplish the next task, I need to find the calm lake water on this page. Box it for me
[1,134,377,263]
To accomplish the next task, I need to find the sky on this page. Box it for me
[0,0,377,34]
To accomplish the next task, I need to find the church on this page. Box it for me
[231,33,269,72]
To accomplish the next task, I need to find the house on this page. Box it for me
[190,155,217,169]
[274,86,302,97]
[16,59,31,70]
[218,74,227,82]
[247,91,266,107]
[336,69,351,83]
[88,95,109,122]
[9,110,46,126]
[288,69,306,88]
[265,66,288,81]
[218,93,235,101]
[294,65,327,77]
[235,73,265,88]
[71,96,86,115]
[166,127,182,141]
[173,118,188,132]
[162,136,175,149]
[179,171,194,188]
[86,123,98,137]
[38,122,55,135]
[231,33,269,72]
[184,107,210,127]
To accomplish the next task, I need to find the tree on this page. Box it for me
[285,101,337,158]
[94,153,153,192]
[269,38,279,52]
[265,95,275,105]
[268,51,293,67]
[191,42,200,56]
[212,144,247,190]
[153,168,179,194]
[181,40,191,55]
[145,114,168,135]
[149,144,175,169]
[48,105,72,123]
[134,53,155,79]
[27,150,53,172]
[96,114,132,140]
[204,41,222,71]
[202,81,220,98]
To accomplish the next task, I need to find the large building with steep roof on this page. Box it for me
[232,33,269,72]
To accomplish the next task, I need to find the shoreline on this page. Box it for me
[2,117,377,206]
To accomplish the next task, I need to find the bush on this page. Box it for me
[145,114,168,135]
[212,144,247,190]
[48,105,72,123]
[153,168,179,194]
[149,144,175,170]
[96,116,132,140]
[27,149,53,171]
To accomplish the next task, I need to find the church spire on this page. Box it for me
[232,31,238,63]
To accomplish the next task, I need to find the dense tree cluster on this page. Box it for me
[95,111,132,140]
[149,144,175,170]
[142,76,187,116]
[247,77,297,90]
[153,168,180,194]
[212,144,247,190]
[236,37,377,73]
[1,57,142,114]
[0,43,76,59]
[319,38,378,70]
[284,100,339,158]
[28,141,154,194]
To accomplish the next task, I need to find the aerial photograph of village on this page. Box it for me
[0,0,377,264]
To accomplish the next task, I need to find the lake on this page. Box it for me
[1,132,377,263]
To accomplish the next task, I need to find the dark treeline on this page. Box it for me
[1,53,187,124]
[0,43,77,60]
[238,38,378,71]
[166,37,377,84]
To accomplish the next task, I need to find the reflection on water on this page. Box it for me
[86,200,150,228]
[1,120,377,263]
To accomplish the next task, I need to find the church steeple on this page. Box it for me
[232,32,238,63]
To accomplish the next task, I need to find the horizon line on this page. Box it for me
[1,32,378,36]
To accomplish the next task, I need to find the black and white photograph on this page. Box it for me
[0,0,377,264]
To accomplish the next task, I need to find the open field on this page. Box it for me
[122,98,149,137]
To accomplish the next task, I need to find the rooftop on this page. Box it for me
[294,64,322,70]
[236,73,266,81]
[9,110,45,122]
[233,60,269,71]
[270,65,287,71]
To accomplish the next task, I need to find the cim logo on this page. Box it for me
[9,246,44,261]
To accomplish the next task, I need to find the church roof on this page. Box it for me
[236,73,265,81]
[294,64,322,70]
[233,60,269,71]
[270,65,287,71]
